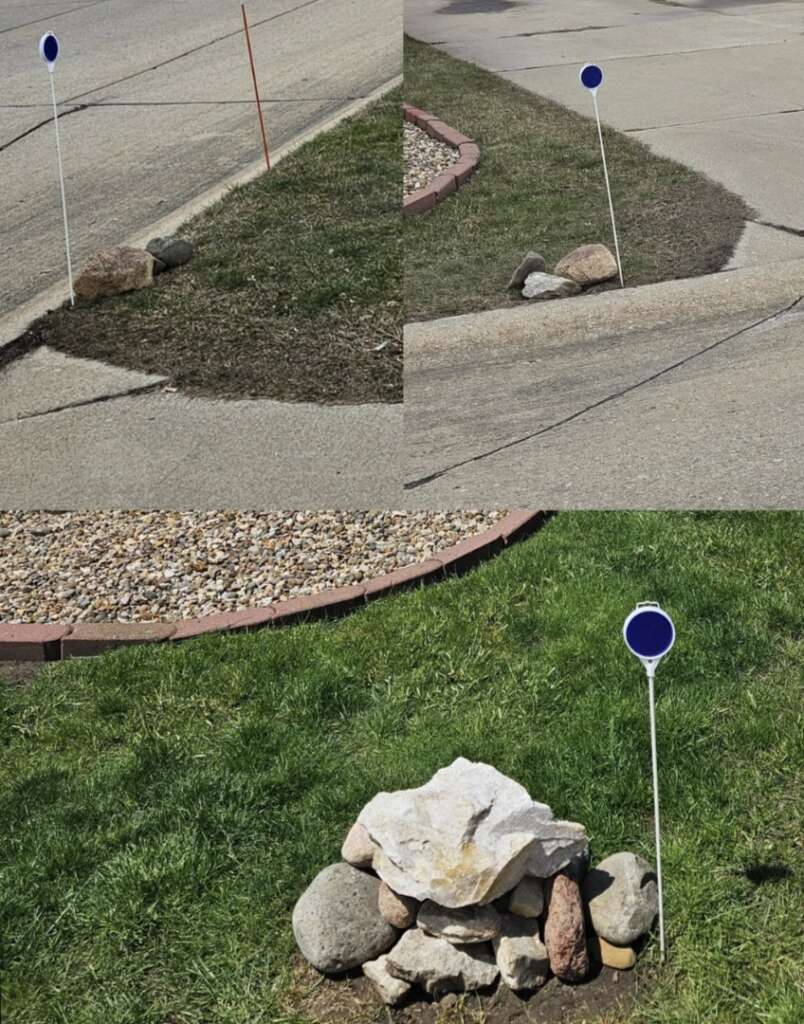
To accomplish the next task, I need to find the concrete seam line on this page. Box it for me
[0,73,402,353]
[403,103,480,217]
[404,294,804,490]
[0,511,548,663]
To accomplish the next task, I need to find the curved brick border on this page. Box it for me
[403,103,480,216]
[0,511,549,662]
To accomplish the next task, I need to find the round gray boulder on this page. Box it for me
[583,851,658,945]
[145,236,194,271]
[292,863,397,973]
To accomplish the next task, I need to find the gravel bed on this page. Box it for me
[0,511,509,625]
[404,121,457,196]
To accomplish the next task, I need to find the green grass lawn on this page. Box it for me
[15,91,401,405]
[2,512,803,1024]
[404,38,751,321]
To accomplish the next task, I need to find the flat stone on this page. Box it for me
[493,914,549,992]
[508,876,544,918]
[341,821,376,868]
[363,954,413,1005]
[554,243,618,286]
[583,851,658,945]
[418,901,501,944]
[544,872,589,982]
[385,929,499,997]
[507,250,546,289]
[589,933,637,970]
[74,247,155,300]
[357,758,588,908]
[521,272,581,301]
[379,882,418,929]
[292,863,397,973]
[145,236,194,270]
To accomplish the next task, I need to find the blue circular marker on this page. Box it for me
[580,63,604,91]
[39,32,60,69]
[623,605,675,662]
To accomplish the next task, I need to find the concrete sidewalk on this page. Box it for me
[0,348,401,508]
[405,0,804,269]
[404,259,804,507]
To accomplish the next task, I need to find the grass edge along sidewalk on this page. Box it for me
[2,511,803,1024]
[404,37,751,323]
[12,89,402,406]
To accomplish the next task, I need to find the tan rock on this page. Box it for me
[543,872,589,982]
[508,876,544,918]
[379,882,418,929]
[341,821,376,868]
[75,247,155,300]
[363,954,413,1005]
[418,901,501,944]
[493,914,549,991]
[554,243,618,286]
[589,932,637,970]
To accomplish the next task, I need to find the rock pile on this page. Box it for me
[74,235,194,301]
[292,758,658,1007]
[509,243,619,302]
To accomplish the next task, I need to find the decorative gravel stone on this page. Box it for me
[379,883,418,929]
[341,822,376,868]
[292,863,397,974]
[0,510,507,624]
[508,876,544,919]
[493,914,549,992]
[404,122,456,196]
[363,954,413,1005]
[384,929,498,996]
[544,872,589,982]
[583,851,658,945]
[418,901,502,944]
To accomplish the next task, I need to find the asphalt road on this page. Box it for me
[404,260,804,507]
[1,0,401,319]
[405,0,804,270]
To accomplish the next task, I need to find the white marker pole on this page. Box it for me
[646,661,665,960]
[623,602,675,961]
[40,33,75,306]
[580,64,624,288]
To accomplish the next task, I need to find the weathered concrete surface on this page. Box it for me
[405,0,804,268]
[404,259,804,508]
[0,387,402,508]
[1,0,401,319]
[0,346,166,421]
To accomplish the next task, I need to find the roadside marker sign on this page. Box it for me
[623,601,675,961]
[579,62,624,288]
[39,32,75,306]
[241,4,271,171]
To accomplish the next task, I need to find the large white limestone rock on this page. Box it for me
[357,758,587,908]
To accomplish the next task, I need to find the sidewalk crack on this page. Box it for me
[404,294,804,490]
[0,381,166,427]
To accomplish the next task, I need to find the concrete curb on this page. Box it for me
[0,75,403,355]
[0,511,548,662]
[403,103,479,216]
[405,255,804,367]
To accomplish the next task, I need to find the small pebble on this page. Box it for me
[404,122,456,196]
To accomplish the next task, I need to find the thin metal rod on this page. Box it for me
[50,70,75,306]
[241,3,271,171]
[592,91,624,288]
[647,667,666,960]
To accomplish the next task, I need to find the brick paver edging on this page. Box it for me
[0,511,548,662]
[403,103,480,216]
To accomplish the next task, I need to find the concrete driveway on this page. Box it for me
[1,0,400,320]
[404,259,804,507]
[405,0,804,269]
